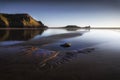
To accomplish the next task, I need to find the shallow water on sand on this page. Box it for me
[0,29,120,80]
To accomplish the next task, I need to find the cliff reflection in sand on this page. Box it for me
[0,29,45,41]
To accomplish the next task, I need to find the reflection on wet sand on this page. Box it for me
[0,29,45,41]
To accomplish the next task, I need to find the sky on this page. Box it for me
[0,0,120,27]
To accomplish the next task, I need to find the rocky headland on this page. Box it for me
[0,13,47,28]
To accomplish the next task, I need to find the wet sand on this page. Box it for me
[0,46,95,80]
[0,42,120,80]
[0,29,120,80]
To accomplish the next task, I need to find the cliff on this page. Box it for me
[0,13,45,28]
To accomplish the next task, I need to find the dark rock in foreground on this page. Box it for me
[60,43,71,48]
[0,13,46,28]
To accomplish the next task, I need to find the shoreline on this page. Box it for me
[0,28,47,30]
[0,27,120,30]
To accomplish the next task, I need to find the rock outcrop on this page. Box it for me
[0,13,45,28]
[64,25,80,28]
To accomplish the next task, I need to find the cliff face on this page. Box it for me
[0,13,44,28]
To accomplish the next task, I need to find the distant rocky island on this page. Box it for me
[64,25,81,28]
[0,13,47,28]
[63,25,90,29]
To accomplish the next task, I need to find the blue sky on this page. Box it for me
[0,0,120,27]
